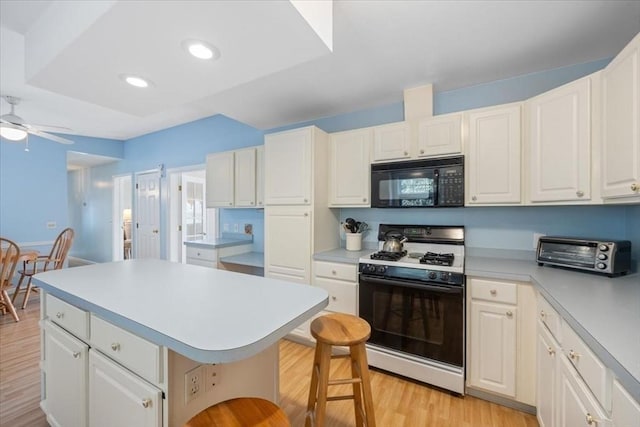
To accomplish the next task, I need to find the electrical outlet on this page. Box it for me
[533,233,545,249]
[223,223,229,232]
[203,364,221,392]
[184,365,203,404]
[233,223,239,232]
[46,221,56,229]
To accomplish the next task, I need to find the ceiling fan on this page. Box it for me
[0,95,74,147]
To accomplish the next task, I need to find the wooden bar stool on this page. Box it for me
[306,313,376,427]
[184,397,290,427]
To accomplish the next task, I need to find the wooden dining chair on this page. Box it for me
[1,238,22,322]
[12,228,74,309]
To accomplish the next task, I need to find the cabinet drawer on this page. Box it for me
[537,293,562,343]
[45,294,89,340]
[561,321,612,411]
[314,261,357,282]
[90,315,162,385]
[314,278,357,315]
[185,246,217,261]
[470,278,517,304]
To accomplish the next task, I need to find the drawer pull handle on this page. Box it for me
[56,312,64,319]
[576,190,584,198]
[403,151,408,156]
[506,311,513,318]
[304,213,309,217]
[332,296,337,301]
[472,196,477,201]
[631,183,638,192]
[331,270,337,275]
[547,346,555,356]
[490,289,497,296]
[363,198,367,202]
[72,351,81,359]
[111,343,121,352]
[585,412,599,425]
[569,350,579,360]
[141,398,152,408]
[540,310,545,318]
[420,149,425,154]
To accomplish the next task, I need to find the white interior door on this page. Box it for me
[135,171,161,259]
[112,175,132,261]
[181,175,206,262]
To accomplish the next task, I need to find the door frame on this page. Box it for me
[134,169,162,259]
[112,174,133,261]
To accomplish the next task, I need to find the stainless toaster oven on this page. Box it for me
[537,236,631,277]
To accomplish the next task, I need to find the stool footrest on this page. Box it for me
[330,354,350,360]
[327,394,356,402]
[328,378,362,386]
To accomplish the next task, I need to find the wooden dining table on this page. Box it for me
[0,248,39,322]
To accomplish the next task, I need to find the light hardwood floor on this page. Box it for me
[0,296,538,427]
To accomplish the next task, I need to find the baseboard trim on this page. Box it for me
[465,387,537,415]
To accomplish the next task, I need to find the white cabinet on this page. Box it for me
[264,206,312,284]
[256,145,265,207]
[264,128,313,205]
[372,121,412,162]
[416,112,462,157]
[313,260,358,315]
[185,245,218,268]
[537,320,560,427]
[466,278,535,405]
[234,147,257,207]
[466,103,522,205]
[206,151,235,208]
[611,379,640,427]
[206,147,261,208]
[43,320,88,427]
[89,350,162,427]
[328,128,371,206]
[527,75,592,203]
[601,32,640,200]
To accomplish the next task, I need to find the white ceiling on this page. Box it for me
[1,0,639,142]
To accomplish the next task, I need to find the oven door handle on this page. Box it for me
[360,275,463,295]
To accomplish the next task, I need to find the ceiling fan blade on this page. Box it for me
[0,117,27,129]
[28,128,74,144]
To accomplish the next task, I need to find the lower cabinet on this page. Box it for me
[466,277,536,406]
[43,320,88,427]
[537,319,560,427]
[89,350,162,427]
[185,244,252,269]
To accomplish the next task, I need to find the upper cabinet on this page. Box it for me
[527,75,592,203]
[417,112,463,157]
[328,128,372,207]
[206,151,235,208]
[466,104,522,205]
[265,128,313,205]
[372,122,412,162]
[601,32,640,201]
[255,145,265,207]
[205,147,261,208]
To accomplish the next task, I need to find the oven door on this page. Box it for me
[359,274,464,368]
[371,165,437,208]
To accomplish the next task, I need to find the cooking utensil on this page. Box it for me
[345,218,357,233]
[382,231,408,253]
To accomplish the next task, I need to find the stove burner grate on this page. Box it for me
[420,252,455,266]
[370,250,407,262]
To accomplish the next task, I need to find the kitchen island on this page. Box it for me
[33,259,328,427]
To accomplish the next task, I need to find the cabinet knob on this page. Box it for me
[250,201,254,205]
[569,349,579,360]
[152,229,159,234]
[585,413,600,425]
[547,346,555,356]
[56,312,64,319]
[506,311,513,318]
[540,310,546,318]
[490,289,497,296]
[632,183,639,192]
[258,201,263,205]
[420,149,425,154]
[472,196,477,201]
[304,199,308,203]
[141,399,152,408]
[304,212,309,217]
[111,343,121,352]
[403,151,408,156]
[576,190,584,197]
[73,351,81,359]
[229,202,233,206]
[363,198,367,202]
[332,296,337,301]
[331,270,336,275]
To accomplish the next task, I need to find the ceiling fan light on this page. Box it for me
[0,125,28,141]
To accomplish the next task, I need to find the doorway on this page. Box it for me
[112,174,133,261]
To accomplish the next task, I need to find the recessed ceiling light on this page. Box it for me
[182,39,220,61]
[120,74,151,88]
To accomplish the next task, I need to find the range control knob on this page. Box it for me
[596,262,607,270]
[366,265,376,273]
[440,272,450,281]
[599,244,609,251]
[597,253,608,260]
[377,266,387,274]
[428,271,438,280]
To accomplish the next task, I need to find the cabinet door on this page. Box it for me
[467,104,521,204]
[43,321,88,427]
[602,33,640,200]
[557,356,611,427]
[206,151,235,208]
[264,206,311,284]
[537,322,559,427]
[528,76,591,202]
[417,113,462,157]
[469,300,517,397]
[611,379,640,427]
[329,129,371,206]
[372,122,412,162]
[265,128,312,205]
[256,145,265,207]
[89,350,162,427]
[234,147,257,207]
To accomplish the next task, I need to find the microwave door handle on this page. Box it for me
[433,169,439,206]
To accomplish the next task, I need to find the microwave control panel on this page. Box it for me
[438,166,464,206]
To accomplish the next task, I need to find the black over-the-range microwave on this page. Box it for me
[370,155,464,208]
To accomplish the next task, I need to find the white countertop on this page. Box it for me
[184,232,253,249]
[219,252,264,268]
[33,259,328,364]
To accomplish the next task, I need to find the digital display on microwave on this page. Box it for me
[378,177,435,207]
